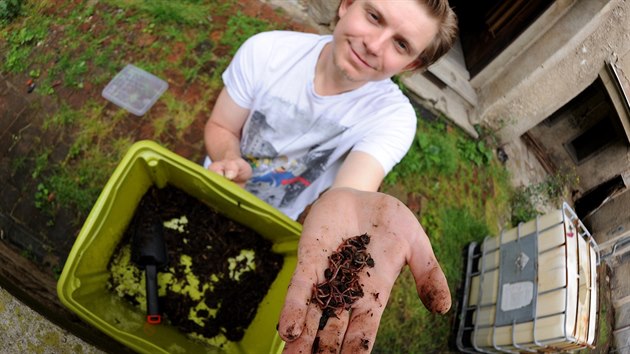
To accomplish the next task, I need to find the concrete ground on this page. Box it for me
[0,286,103,354]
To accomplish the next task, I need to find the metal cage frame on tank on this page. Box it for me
[455,203,600,353]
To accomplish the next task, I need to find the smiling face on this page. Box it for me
[330,0,440,84]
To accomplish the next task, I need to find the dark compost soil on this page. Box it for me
[108,185,283,343]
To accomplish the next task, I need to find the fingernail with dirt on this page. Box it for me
[420,267,451,314]
[282,323,298,341]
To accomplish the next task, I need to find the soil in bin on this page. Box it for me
[107,185,283,344]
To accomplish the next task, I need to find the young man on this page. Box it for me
[204,0,457,351]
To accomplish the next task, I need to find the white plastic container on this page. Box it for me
[102,64,168,116]
[456,203,599,353]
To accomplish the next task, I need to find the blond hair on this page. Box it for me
[415,0,458,72]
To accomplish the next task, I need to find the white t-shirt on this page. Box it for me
[207,31,416,220]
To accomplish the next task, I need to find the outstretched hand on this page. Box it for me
[277,188,451,353]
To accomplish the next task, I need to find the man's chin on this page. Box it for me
[339,66,371,83]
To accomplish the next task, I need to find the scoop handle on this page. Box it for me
[145,264,161,324]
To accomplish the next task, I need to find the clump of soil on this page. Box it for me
[311,234,374,330]
[108,185,283,344]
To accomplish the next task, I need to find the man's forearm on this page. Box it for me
[203,87,251,162]
[204,120,242,161]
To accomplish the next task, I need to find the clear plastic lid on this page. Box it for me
[102,64,168,116]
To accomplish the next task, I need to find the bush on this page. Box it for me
[0,0,22,24]
[509,169,578,226]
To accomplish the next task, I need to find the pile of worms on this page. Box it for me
[311,233,375,330]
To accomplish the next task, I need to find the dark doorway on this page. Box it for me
[450,0,554,77]
[549,77,625,165]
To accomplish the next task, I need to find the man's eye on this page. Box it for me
[396,40,408,52]
[367,11,379,22]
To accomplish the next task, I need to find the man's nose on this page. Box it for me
[364,31,389,56]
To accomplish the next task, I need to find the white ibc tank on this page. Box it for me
[456,203,600,353]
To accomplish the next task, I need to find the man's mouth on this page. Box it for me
[350,45,374,70]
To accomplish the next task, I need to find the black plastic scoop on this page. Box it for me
[131,220,168,324]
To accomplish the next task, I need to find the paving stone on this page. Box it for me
[0,212,52,264]
[0,103,24,138]
[0,177,21,214]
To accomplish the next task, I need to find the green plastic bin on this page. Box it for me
[57,140,301,353]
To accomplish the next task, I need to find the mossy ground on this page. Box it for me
[0,287,103,354]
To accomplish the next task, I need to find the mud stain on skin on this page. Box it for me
[284,324,298,341]
[361,338,370,350]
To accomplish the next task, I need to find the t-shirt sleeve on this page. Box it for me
[351,103,416,174]
[221,32,274,109]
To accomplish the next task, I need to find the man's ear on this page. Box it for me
[402,59,423,73]
[338,0,355,18]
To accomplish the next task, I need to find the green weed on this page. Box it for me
[105,0,209,25]
[20,247,36,262]
[182,36,216,82]
[0,0,23,24]
[509,169,578,225]
[433,208,490,287]
[3,18,49,72]
[152,115,170,137]
[66,60,88,88]
[43,103,80,130]
[31,150,50,179]
[160,91,209,139]
[33,181,56,225]
[457,137,493,166]
[134,60,168,78]
[220,12,273,56]
[28,68,40,78]
[145,1,208,24]
[46,170,103,215]
[34,183,50,209]
[385,118,458,184]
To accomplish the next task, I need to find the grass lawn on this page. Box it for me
[1,0,578,352]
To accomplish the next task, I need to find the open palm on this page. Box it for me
[278,188,451,353]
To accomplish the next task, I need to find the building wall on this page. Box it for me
[473,0,630,143]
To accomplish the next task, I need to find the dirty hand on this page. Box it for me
[207,157,252,187]
[278,187,451,353]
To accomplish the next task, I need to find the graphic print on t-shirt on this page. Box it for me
[241,106,346,209]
